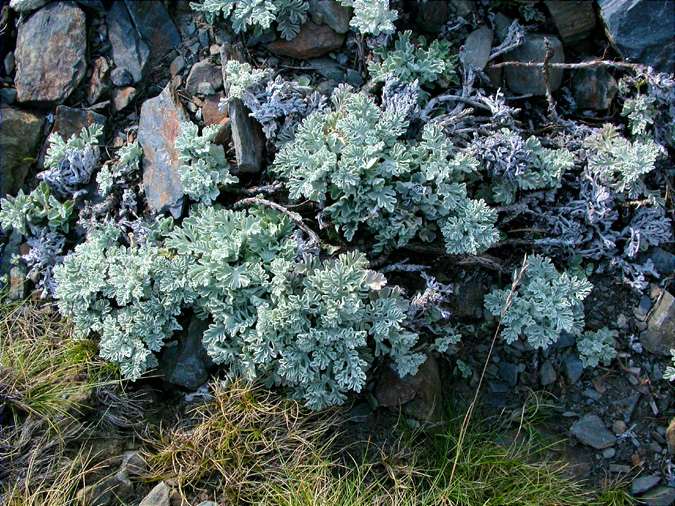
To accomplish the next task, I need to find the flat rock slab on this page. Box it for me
[139,85,186,218]
[185,60,223,96]
[570,414,616,450]
[268,21,345,59]
[0,107,44,196]
[15,1,87,104]
[544,1,597,44]
[463,26,494,71]
[107,1,149,84]
[598,0,675,74]
[124,0,181,68]
[51,105,106,140]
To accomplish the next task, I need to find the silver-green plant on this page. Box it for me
[484,255,593,350]
[0,182,74,235]
[165,205,424,409]
[576,327,617,368]
[338,0,397,36]
[190,0,309,40]
[53,223,190,380]
[368,30,457,87]
[96,141,143,196]
[175,121,238,204]
[273,84,498,254]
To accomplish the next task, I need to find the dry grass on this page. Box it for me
[0,297,118,425]
[143,381,336,503]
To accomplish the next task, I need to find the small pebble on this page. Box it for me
[602,448,616,459]
[612,420,627,435]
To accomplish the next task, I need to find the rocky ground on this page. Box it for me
[0,0,674,505]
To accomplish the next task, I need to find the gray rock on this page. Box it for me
[632,475,662,496]
[110,68,134,87]
[107,1,149,84]
[573,65,618,110]
[185,60,223,96]
[570,414,616,450]
[228,99,265,174]
[4,52,14,75]
[544,1,596,44]
[310,57,345,81]
[598,0,675,74]
[640,290,675,355]
[124,0,181,68]
[75,470,134,506]
[120,451,147,477]
[309,0,352,34]
[462,26,494,71]
[139,481,171,506]
[563,354,584,384]
[374,356,443,424]
[540,360,557,386]
[139,85,186,217]
[638,485,675,506]
[50,105,106,142]
[0,88,17,105]
[14,2,87,104]
[196,502,218,506]
[504,34,564,96]
[601,447,616,459]
[160,318,211,390]
[0,107,44,196]
[9,0,48,13]
[498,361,519,387]
[648,248,675,277]
[112,86,137,112]
[415,0,450,33]
[86,56,110,105]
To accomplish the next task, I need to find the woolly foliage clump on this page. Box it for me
[273,84,498,255]
[190,0,309,40]
[484,255,593,350]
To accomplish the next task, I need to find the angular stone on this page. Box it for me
[139,482,171,506]
[8,265,26,300]
[463,26,494,71]
[563,354,584,384]
[309,0,352,34]
[649,248,675,277]
[51,105,106,142]
[570,414,616,450]
[632,475,661,496]
[0,89,17,105]
[638,485,675,506]
[0,107,44,196]
[268,21,345,59]
[139,85,186,218]
[160,319,211,390]
[107,1,149,84]
[573,65,618,110]
[14,2,87,104]
[505,34,564,96]
[87,56,110,104]
[416,0,450,33]
[112,86,137,112]
[375,356,443,423]
[228,99,265,174]
[185,60,223,96]
[640,290,675,356]
[598,0,675,74]
[544,1,597,44]
[124,0,181,68]
[540,360,557,386]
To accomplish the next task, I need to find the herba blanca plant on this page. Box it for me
[469,128,574,205]
[273,84,498,255]
[337,0,397,36]
[485,255,593,350]
[190,0,309,40]
[576,327,617,368]
[165,206,424,409]
[53,221,191,380]
[368,30,457,88]
[222,60,325,145]
[175,120,238,204]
